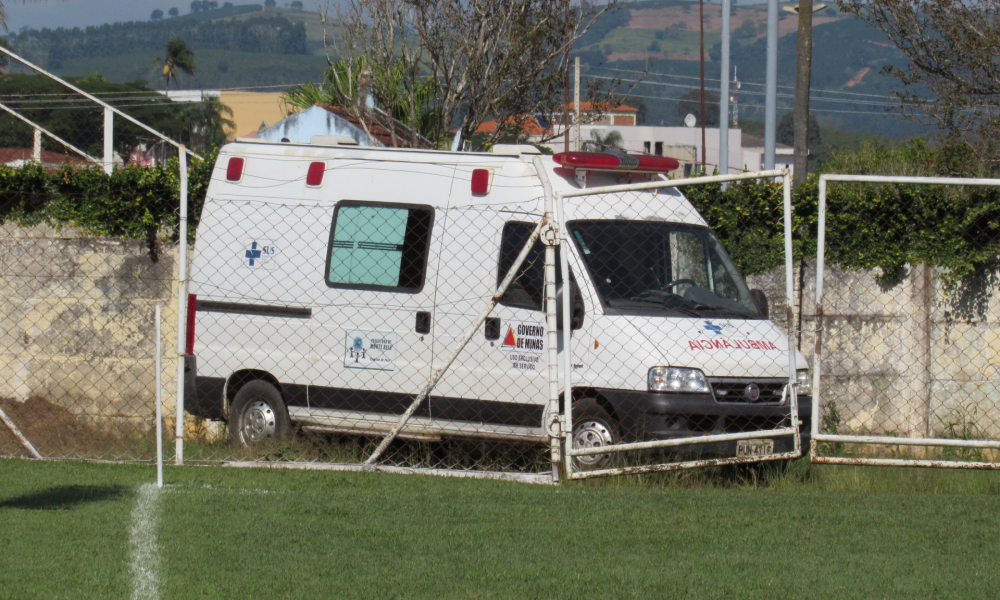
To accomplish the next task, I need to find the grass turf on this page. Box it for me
[1,458,999,598]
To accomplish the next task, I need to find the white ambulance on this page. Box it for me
[183,138,811,465]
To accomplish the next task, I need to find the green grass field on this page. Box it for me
[2,458,999,599]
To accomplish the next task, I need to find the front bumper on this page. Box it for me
[598,388,812,449]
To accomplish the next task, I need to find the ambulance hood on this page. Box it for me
[621,315,801,379]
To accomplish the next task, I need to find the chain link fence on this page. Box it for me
[557,171,805,479]
[182,151,558,479]
[810,174,1000,468]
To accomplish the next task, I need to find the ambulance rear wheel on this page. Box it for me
[571,398,619,471]
[228,380,291,447]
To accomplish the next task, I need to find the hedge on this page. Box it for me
[1,140,997,287]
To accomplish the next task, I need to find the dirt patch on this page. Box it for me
[0,396,139,459]
[608,50,705,62]
[629,6,839,38]
[846,66,871,87]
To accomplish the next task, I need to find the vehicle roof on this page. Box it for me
[212,140,706,225]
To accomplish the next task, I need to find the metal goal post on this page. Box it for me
[811,174,1000,469]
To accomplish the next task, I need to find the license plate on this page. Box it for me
[736,439,775,458]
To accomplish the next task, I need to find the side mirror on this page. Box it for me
[557,280,586,331]
[750,289,769,319]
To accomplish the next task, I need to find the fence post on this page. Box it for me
[156,304,164,488]
[536,157,562,482]
[103,107,113,174]
[810,176,827,458]
[175,146,189,465]
[32,128,40,162]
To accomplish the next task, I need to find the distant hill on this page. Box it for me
[8,0,926,139]
[10,4,308,70]
[574,0,923,138]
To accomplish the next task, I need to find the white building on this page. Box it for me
[566,125,794,178]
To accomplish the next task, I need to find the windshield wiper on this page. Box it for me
[629,291,702,317]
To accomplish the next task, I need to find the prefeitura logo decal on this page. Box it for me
[687,320,779,352]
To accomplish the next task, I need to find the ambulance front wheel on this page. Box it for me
[571,398,619,471]
[228,380,291,447]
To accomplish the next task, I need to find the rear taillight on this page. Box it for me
[185,293,197,355]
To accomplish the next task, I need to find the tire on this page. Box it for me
[571,398,619,471]
[228,380,291,447]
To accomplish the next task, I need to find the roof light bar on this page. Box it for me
[553,151,680,173]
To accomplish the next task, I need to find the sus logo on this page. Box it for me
[702,320,737,337]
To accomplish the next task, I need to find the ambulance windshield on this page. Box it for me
[568,220,763,319]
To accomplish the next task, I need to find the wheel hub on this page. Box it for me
[573,419,614,467]
[240,399,276,444]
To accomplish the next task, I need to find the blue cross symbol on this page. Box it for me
[245,242,262,266]
[703,321,723,335]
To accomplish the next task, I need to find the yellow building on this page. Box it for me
[219,91,292,139]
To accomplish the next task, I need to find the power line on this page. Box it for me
[590,65,898,100]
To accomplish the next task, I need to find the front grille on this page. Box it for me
[708,378,787,404]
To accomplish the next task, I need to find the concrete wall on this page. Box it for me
[749,261,1000,439]
[3,220,998,444]
[0,223,180,430]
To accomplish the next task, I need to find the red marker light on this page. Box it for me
[471,168,490,195]
[226,157,244,181]
[185,293,197,355]
[306,161,325,186]
[552,151,679,173]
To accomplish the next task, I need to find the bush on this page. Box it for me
[0,147,217,255]
[685,140,1000,286]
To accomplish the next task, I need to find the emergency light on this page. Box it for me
[552,151,680,187]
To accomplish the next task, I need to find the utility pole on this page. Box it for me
[574,57,581,151]
[699,0,706,171]
[563,0,571,152]
[789,1,827,185]
[764,0,778,169]
[719,0,731,178]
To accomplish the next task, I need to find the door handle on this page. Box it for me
[415,311,431,334]
[485,317,500,340]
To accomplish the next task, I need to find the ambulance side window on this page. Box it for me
[497,221,564,311]
[325,201,433,292]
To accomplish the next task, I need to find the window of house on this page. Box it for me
[654,141,663,156]
[644,141,651,154]
[326,201,433,292]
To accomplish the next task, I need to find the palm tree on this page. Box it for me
[154,38,196,90]
[585,129,624,152]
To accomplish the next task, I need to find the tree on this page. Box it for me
[190,0,202,13]
[676,89,719,127]
[168,7,179,17]
[290,0,303,8]
[839,0,1000,161]
[584,129,623,151]
[264,0,276,7]
[155,37,196,90]
[322,0,627,151]
[777,110,820,148]
[151,9,164,21]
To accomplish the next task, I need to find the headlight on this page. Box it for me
[648,367,710,393]
[796,369,811,395]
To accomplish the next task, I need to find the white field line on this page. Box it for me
[128,484,161,600]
